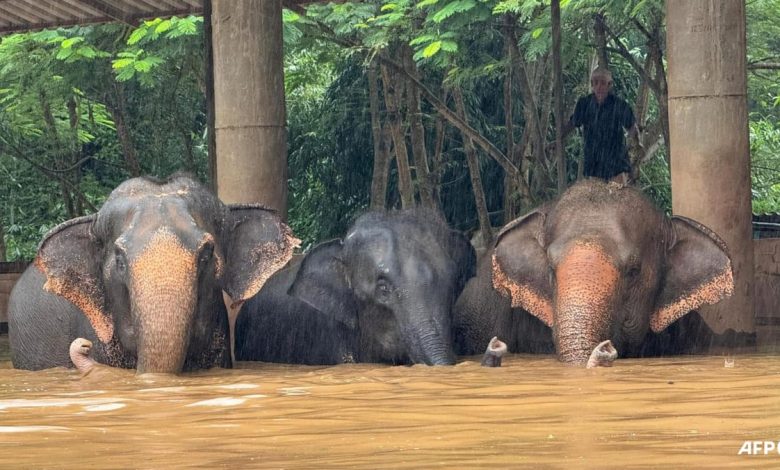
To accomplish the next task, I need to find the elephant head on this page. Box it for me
[34,174,298,373]
[289,210,475,365]
[492,180,734,365]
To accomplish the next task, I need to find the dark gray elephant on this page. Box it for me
[9,174,298,373]
[235,209,476,365]
[455,179,736,365]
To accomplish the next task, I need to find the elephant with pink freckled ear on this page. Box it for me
[454,179,739,366]
[8,174,298,374]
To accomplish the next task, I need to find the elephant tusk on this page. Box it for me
[586,340,618,368]
[481,336,508,367]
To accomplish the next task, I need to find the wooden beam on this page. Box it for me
[75,0,130,23]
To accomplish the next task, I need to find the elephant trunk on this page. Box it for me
[130,230,199,374]
[554,243,619,365]
[403,303,456,366]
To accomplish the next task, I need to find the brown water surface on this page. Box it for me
[1,334,779,468]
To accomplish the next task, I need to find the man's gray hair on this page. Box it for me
[590,67,613,82]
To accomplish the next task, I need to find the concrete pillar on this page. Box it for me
[667,0,754,334]
[211,0,288,218]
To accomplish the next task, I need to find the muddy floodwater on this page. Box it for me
[2,335,780,468]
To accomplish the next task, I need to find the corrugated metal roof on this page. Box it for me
[0,0,316,34]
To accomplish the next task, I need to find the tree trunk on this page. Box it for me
[502,14,518,224]
[507,37,546,184]
[107,83,141,177]
[454,88,493,248]
[380,63,415,209]
[593,14,609,70]
[368,62,390,210]
[430,88,448,208]
[181,128,196,173]
[403,45,435,209]
[379,53,521,181]
[67,96,84,216]
[39,89,75,218]
[0,222,6,262]
[551,0,566,194]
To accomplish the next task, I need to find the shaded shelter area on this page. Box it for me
[0,1,763,345]
[0,0,337,220]
[0,0,310,33]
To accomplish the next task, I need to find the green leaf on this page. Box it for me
[440,40,458,52]
[416,0,439,7]
[115,66,135,81]
[55,48,73,60]
[531,27,544,39]
[174,17,198,36]
[127,28,148,45]
[75,46,96,59]
[134,59,153,72]
[154,19,172,35]
[60,37,83,49]
[422,40,442,57]
[409,34,436,46]
[431,0,477,23]
[111,58,134,70]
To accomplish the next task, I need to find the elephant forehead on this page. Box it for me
[556,242,620,303]
[115,206,212,252]
[129,228,199,281]
[345,228,394,261]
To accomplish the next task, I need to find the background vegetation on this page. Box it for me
[0,0,778,259]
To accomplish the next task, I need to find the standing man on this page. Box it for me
[560,67,640,183]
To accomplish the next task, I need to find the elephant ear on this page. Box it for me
[222,204,301,307]
[492,209,554,327]
[287,239,358,329]
[34,215,114,343]
[650,216,735,333]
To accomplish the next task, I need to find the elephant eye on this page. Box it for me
[199,242,214,267]
[375,277,393,299]
[626,264,641,278]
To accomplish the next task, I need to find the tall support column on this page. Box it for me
[211,0,288,218]
[667,0,754,334]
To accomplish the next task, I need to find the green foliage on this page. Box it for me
[0,18,208,259]
[751,117,780,214]
[2,0,780,260]
[111,16,202,86]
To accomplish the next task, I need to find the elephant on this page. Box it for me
[235,209,476,365]
[455,179,737,365]
[8,174,298,373]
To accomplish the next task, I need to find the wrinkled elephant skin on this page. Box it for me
[9,174,298,374]
[236,209,476,366]
[455,179,735,366]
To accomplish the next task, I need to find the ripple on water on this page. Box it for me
[186,397,247,407]
[83,403,126,412]
[0,425,70,433]
[0,397,122,410]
